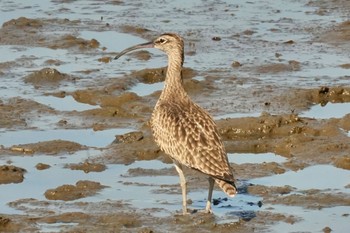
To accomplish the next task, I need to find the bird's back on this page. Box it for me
[151,94,236,188]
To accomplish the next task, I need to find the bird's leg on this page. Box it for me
[205,177,214,213]
[174,162,188,215]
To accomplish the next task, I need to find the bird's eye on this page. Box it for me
[158,38,167,44]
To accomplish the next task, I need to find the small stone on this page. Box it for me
[98,56,111,63]
[283,40,295,44]
[212,36,221,41]
[231,61,242,68]
[275,52,282,58]
[114,131,144,143]
[36,163,51,170]
[319,86,329,94]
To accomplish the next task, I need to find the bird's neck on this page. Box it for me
[160,52,187,100]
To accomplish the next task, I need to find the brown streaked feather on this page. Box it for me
[151,94,235,186]
[215,178,237,197]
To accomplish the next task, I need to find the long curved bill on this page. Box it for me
[114,41,154,60]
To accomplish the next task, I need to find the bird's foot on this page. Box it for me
[196,208,213,215]
[174,208,192,216]
[176,207,212,215]
[182,210,191,215]
[204,208,213,214]
[204,201,213,214]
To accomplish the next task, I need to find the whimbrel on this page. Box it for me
[115,33,237,214]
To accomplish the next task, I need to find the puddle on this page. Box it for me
[85,159,261,218]
[250,165,350,192]
[0,128,133,148]
[0,45,95,96]
[129,82,164,96]
[193,76,205,81]
[301,102,350,119]
[0,1,54,25]
[230,152,287,165]
[0,46,62,64]
[80,31,147,52]
[266,205,350,233]
[32,95,98,112]
[0,150,101,214]
[250,165,350,231]
[215,112,261,120]
[37,223,79,233]
[280,51,350,80]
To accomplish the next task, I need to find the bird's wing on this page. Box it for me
[151,101,234,183]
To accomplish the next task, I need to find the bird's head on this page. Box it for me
[114,33,184,61]
[153,33,184,54]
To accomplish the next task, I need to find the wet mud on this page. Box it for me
[44,180,107,201]
[24,68,77,87]
[10,140,85,155]
[0,0,350,232]
[0,165,26,184]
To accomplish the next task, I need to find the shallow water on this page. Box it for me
[37,222,78,233]
[0,150,99,214]
[215,112,262,120]
[230,152,286,165]
[301,102,350,119]
[0,151,262,218]
[129,82,164,96]
[0,128,132,148]
[1,0,350,232]
[32,95,98,112]
[2,150,347,231]
[267,205,350,233]
[251,165,350,192]
[251,165,350,231]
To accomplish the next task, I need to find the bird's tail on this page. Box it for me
[215,179,237,197]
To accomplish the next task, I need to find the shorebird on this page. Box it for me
[115,33,237,214]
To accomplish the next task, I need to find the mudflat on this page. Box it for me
[0,0,349,232]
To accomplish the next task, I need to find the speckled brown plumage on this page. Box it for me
[115,33,237,214]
